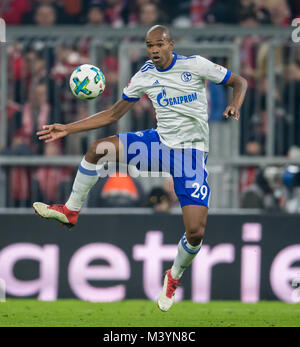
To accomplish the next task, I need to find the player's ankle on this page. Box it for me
[170,267,183,280]
[64,204,80,213]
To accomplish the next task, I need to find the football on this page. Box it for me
[69,64,105,100]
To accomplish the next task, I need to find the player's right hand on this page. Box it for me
[36,124,68,143]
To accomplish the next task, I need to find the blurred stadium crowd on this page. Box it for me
[1,0,300,212]
[1,0,298,27]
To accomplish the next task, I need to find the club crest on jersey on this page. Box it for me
[181,72,192,82]
[157,87,197,107]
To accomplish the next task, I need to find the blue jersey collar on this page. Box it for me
[156,52,177,72]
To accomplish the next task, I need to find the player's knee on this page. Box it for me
[86,138,119,164]
[186,223,206,246]
[85,140,101,164]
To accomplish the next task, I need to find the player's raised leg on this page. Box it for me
[158,205,207,312]
[33,136,123,228]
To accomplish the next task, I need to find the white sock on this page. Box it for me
[171,233,203,280]
[65,157,100,211]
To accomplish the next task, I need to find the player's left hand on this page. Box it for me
[223,105,240,120]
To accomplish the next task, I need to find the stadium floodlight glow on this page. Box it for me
[292,18,300,43]
[0,18,6,43]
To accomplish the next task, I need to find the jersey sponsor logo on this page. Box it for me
[181,72,192,82]
[152,80,160,85]
[157,87,198,107]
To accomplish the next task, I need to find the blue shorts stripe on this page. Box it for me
[78,164,98,176]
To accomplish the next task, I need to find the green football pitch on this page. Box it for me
[0,300,299,327]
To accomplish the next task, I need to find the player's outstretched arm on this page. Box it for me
[223,73,248,120]
[37,99,135,143]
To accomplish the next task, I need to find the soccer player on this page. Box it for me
[33,25,247,312]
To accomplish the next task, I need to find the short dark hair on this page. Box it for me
[146,25,173,41]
